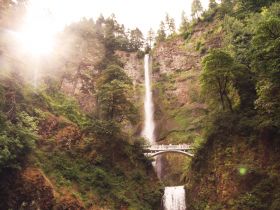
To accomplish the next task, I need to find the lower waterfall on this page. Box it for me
[142,54,186,210]
[163,186,186,210]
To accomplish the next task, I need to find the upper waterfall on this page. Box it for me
[142,54,155,144]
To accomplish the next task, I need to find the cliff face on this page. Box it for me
[59,50,144,114]
[153,37,200,74]
[152,37,201,106]
[151,19,223,144]
[115,51,144,85]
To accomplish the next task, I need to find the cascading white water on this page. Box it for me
[142,54,186,210]
[142,54,155,143]
[163,186,186,210]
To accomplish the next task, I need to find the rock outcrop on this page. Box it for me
[153,37,201,74]
[115,51,144,85]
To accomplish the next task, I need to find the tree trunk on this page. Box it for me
[220,91,225,110]
[217,78,225,110]
[224,91,233,112]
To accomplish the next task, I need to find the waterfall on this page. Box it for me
[142,54,155,143]
[163,186,186,210]
[142,54,186,210]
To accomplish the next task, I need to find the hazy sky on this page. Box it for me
[25,0,209,35]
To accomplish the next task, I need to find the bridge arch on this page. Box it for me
[147,150,194,157]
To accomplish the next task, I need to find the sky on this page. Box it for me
[24,0,210,35]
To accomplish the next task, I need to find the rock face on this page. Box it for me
[59,50,144,114]
[115,50,144,85]
[152,36,205,140]
[153,37,201,74]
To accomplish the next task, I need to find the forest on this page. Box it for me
[0,0,280,209]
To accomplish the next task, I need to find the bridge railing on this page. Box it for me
[144,144,192,151]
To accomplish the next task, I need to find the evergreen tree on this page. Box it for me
[97,65,137,123]
[238,0,275,12]
[165,13,176,35]
[156,21,166,42]
[129,28,144,51]
[209,0,218,9]
[191,0,203,19]
[179,11,190,33]
[147,28,155,47]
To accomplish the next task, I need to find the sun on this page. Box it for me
[17,25,54,55]
[15,0,57,56]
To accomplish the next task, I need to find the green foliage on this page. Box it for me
[0,86,37,172]
[156,21,167,42]
[37,132,162,209]
[191,0,203,19]
[209,0,218,10]
[188,3,280,209]
[129,28,144,51]
[218,0,234,18]
[97,65,138,124]
[38,90,89,127]
[252,12,280,125]
[235,177,280,210]
[179,11,190,34]
[222,2,280,126]
[201,49,237,112]
[201,7,218,22]
[238,0,277,12]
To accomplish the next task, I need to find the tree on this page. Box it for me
[97,65,138,123]
[156,21,166,42]
[201,50,237,112]
[165,14,176,36]
[238,0,275,12]
[191,0,203,19]
[129,28,144,51]
[252,13,280,120]
[146,28,155,47]
[57,19,100,94]
[179,11,190,33]
[0,84,36,172]
[209,0,218,9]
[218,0,234,16]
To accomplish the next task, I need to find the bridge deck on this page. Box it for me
[144,144,193,151]
[144,144,194,157]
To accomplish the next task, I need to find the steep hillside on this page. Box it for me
[0,75,162,210]
[186,127,280,210]
[0,5,163,209]
[183,1,280,209]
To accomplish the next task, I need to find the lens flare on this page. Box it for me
[239,167,247,176]
[15,0,56,56]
